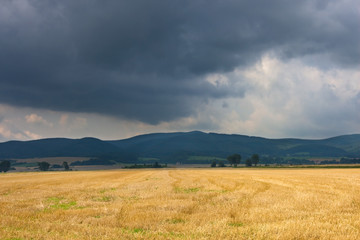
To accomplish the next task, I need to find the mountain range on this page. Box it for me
[1,131,359,164]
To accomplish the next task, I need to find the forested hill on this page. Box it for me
[109,131,360,160]
[0,137,121,159]
[1,131,359,162]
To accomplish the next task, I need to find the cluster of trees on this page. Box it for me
[124,162,167,169]
[0,160,70,172]
[227,154,260,167]
[210,154,260,167]
[0,160,72,172]
[210,160,225,167]
[320,158,360,165]
[248,154,259,166]
[70,158,114,166]
[227,154,242,167]
[38,161,50,171]
[260,156,314,165]
[0,160,11,172]
[37,161,71,171]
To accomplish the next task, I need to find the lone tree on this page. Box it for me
[211,160,217,167]
[245,158,252,167]
[0,160,11,172]
[38,162,50,171]
[251,154,260,166]
[227,154,241,167]
[62,161,70,171]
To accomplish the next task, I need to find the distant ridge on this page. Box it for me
[0,137,120,159]
[1,131,359,162]
[110,131,358,158]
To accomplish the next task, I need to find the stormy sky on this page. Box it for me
[0,0,359,141]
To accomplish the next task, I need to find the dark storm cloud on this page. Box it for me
[0,0,358,123]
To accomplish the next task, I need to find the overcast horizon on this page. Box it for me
[0,0,359,142]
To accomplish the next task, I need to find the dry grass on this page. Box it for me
[1,168,360,239]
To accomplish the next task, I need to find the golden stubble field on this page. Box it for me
[1,168,360,239]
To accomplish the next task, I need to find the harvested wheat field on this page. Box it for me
[1,169,360,239]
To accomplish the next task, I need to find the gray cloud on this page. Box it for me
[0,0,358,123]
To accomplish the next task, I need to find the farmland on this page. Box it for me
[1,169,360,239]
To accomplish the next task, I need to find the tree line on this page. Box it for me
[211,154,260,167]
[37,161,70,171]
[0,160,72,172]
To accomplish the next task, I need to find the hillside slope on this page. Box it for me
[1,132,359,162]
[0,137,121,159]
[109,131,360,159]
